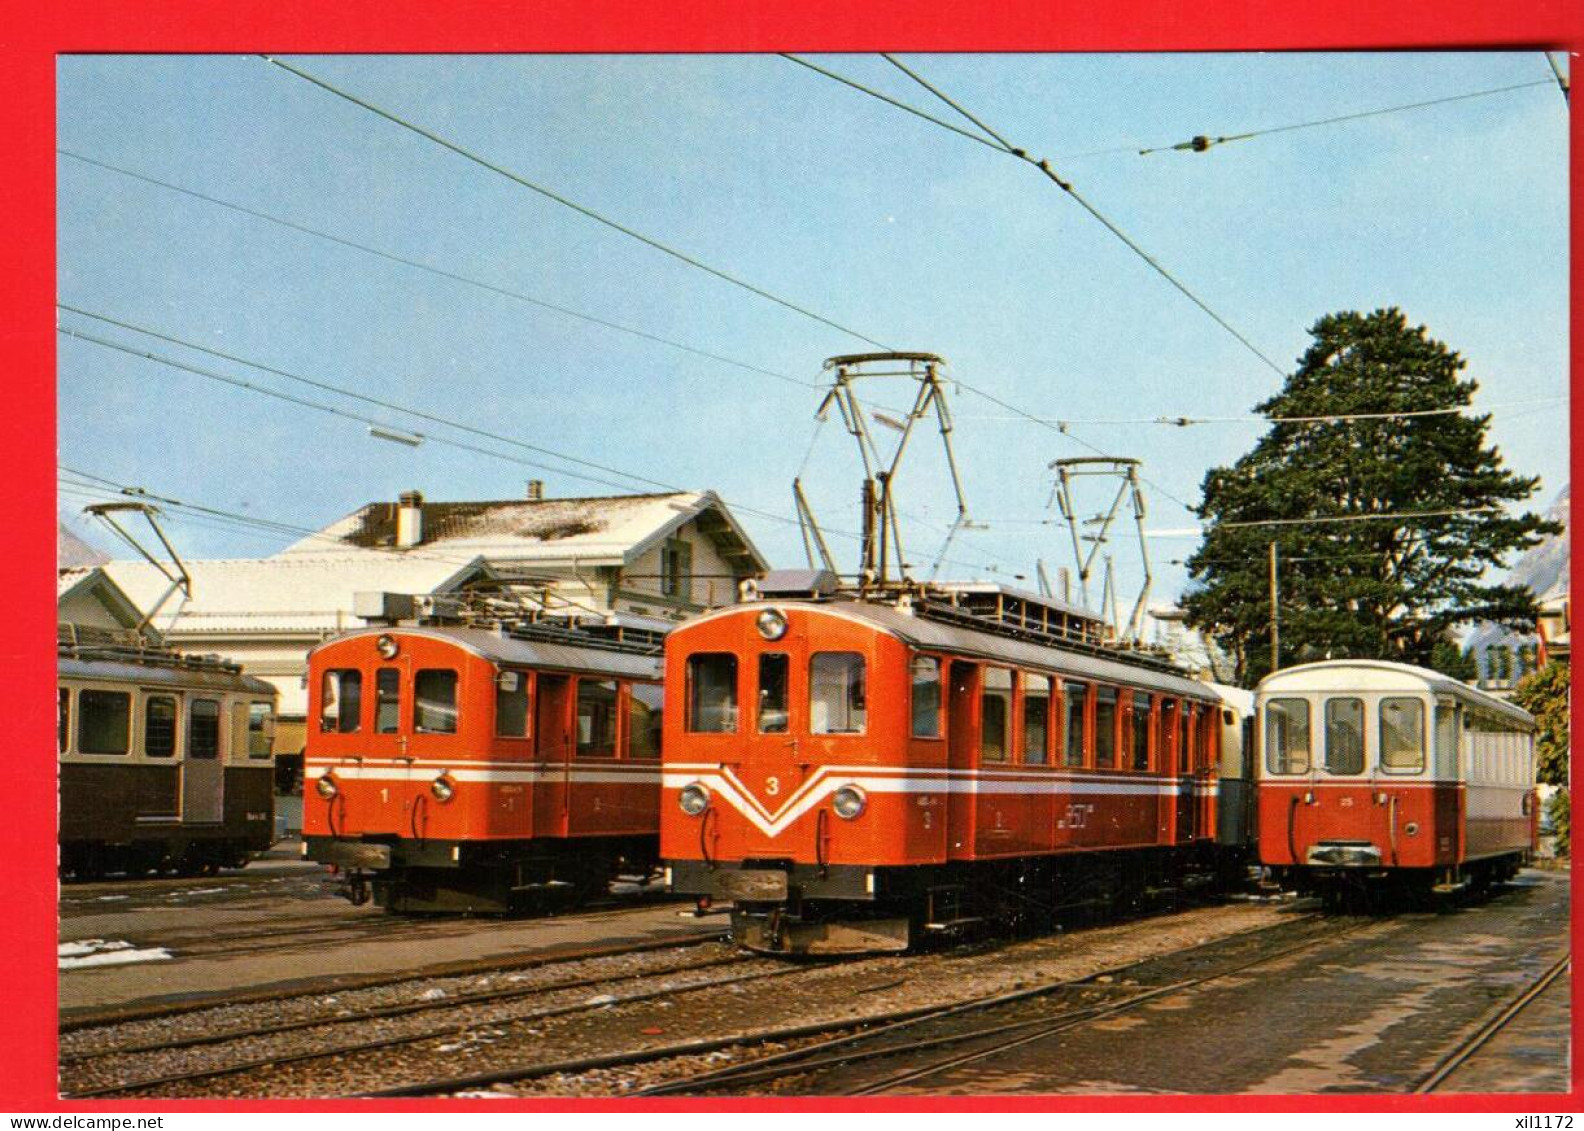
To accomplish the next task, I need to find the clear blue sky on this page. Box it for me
[56,52,1570,606]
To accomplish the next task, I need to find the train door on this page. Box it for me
[183,696,224,824]
[945,661,978,858]
[568,675,622,835]
[534,673,572,837]
[1177,704,1198,842]
[1196,707,1219,840]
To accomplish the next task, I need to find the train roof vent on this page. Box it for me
[501,613,669,656]
[752,569,838,600]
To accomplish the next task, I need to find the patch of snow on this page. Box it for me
[58,939,132,958]
[95,895,129,902]
[418,987,447,1001]
[585,993,618,1006]
[60,946,172,970]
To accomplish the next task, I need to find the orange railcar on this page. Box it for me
[662,582,1243,953]
[303,621,664,912]
[1256,659,1537,905]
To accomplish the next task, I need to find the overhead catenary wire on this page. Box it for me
[261,55,889,352]
[876,53,1288,378]
[58,149,814,391]
[950,396,1567,428]
[261,55,1199,517]
[1136,78,1556,156]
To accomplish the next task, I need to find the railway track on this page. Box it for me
[60,920,724,1033]
[364,912,1338,1098]
[1413,949,1571,1094]
[61,943,782,1098]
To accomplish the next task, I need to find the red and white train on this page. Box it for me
[1256,659,1537,905]
[302,615,666,912]
[661,577,1253,954]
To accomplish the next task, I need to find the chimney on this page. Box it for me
[396,490,424,548]
[526,479,545,502]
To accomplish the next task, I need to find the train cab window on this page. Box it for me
[58,689,70,754]
[189,699,221,760]
[687,654,739,733]
[1159,699,1179,774]
[78,689,130,755]
[376,668,403,734]
[1324,697,1365,775]
[757,653,790,734]
[145,696,178,758]
[1380,697,1425,773]
[1063,681,1089,767]
[247,702,273,758]
[628,683,664,759]
[1023,673,1051,765]
[811,652,866,735]
[1129,694,1152,771]
[414,670,459,734]
[576,679,618,757]
[320,669,362,733]
[495,669,530,738]
[1264,698,1310,774]
[979,668,1012,763]
[1094,687,1118,769]
[911,656,942,739]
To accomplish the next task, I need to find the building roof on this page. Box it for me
[278,490,765,572]
[57,566,152,637]
[102,554,486,636]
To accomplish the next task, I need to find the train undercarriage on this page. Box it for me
[60,835,256,880]
[308,834,660,914]
[1270,850,1528,913]
[670,843,1247,956]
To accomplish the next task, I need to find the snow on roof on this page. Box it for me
[278,490,764,570]
[102,554,484,636]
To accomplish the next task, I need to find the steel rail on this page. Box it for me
[59,922,722,1033]
[61,952,750,1065]
[62,961,799,1099]
[1412,949,1571,1094]
[643,915,1352,1095]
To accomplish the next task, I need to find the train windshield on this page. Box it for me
[1264,698,1310,774]
[811,652,866,735]
[687,653,738,733]
[1324,697,1365,775]
[1379,697,1425,773]
[414,669,458,734]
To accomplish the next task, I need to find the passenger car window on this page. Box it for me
[78,689,130,755]
[1130,693,1151,771]
[686,653,738,733]
[1265,698,1310,774]
[757,653,789,734]
[145,695,178,758]
[1094,687,1118,768]
[58,689,70,754]
[414,669,458,734]
[1324,697,1365,775]
[1380,697,1425,773]
[320,669,362,733]
[911,656,942,739]
[1023,673,1051,765]
[1063,681,1088,766]
[810,652,866,735]
[628,683,664,759]
[980,668,1012,763]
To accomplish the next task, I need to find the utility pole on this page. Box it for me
[1269,540,1280,673]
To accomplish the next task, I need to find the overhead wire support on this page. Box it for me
[874,54,1288,379]
[1543,52,1570,104]
[262,55,889,352]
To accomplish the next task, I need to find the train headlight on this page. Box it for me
[315,773,338,800]
[376,634,399,659]
[756,608,788,641]
[832,785,867,820]
[678,782,711,816]
[431,774,455,803]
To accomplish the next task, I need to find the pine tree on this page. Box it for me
[1182,308,1559,685]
